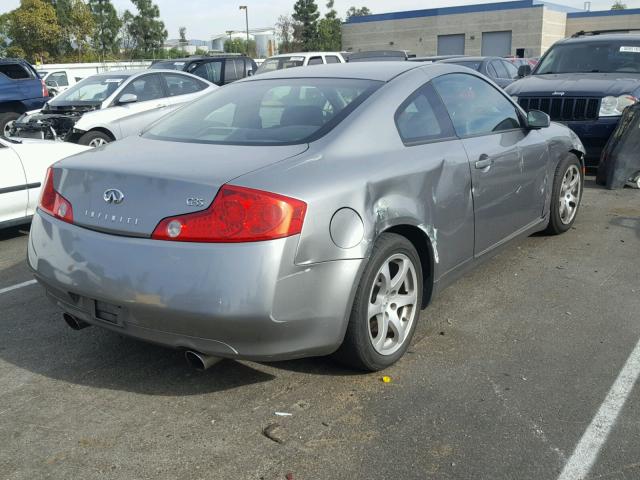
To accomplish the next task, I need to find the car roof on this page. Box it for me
[246,61,421,82]
[153,56,244,63]
[439,56,493,63]
[265,52,342,59]
[559,33,640,44]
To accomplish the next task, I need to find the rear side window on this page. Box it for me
[308,56,323,65]
[433,73,521,137]
[395,83,454,144]
[491,60,509,79]
[163,73,207,96]
[0,63,32,80]
[189,61,222,85]
[325,56,341,64]
[224,58,245,82]
[502,60,518,79]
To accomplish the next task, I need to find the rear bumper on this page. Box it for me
[28,211,364,361]
[562,117,619,168]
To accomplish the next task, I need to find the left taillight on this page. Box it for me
[41,79,49,97]
[151,185,307,243]
[39,167,73,223]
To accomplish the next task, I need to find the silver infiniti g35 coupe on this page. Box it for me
[28,62,585,371]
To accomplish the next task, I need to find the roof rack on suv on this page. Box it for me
[571,29,640,37]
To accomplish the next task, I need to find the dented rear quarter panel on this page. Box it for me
[233,66,475,285]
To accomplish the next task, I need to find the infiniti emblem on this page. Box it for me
[103,188,125,204]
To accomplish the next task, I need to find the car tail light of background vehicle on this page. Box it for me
[152,185,307,243]
[39,167,73,223]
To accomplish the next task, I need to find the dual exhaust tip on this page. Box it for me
[62,314,222,371]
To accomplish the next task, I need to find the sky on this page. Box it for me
[3,0,640,40]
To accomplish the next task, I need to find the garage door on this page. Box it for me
[481,31,512,57]
[437,34,465,55]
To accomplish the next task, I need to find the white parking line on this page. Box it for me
[557,337,640,480]
[0,280,37,295]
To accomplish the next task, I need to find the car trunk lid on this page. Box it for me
[52,136,309,237]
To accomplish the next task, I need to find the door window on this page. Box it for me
[308,56,323,65]
[49,71,69,86]
[224,59,244,82]
[502,60,519,79]
[491,60,509,79]
[190,61,222,85]
[119,74,165,102]
[433,73,521,137]
[0,63,32,80]
[325,55,340,64]
[163,73,206,96]
[395,83,454,144]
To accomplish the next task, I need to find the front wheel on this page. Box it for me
[545,154,583,235]
[0,112,20,137]
[78,131,112,148]
[336,233,423,371]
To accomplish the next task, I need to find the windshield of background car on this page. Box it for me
[536,40,640,74]
[144,78,382,146]
[50,75,129,105]
[255,56,305,74]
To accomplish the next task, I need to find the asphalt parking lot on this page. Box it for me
[1,178,639,480]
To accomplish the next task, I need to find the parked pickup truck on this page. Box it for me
[0,58,49,137]
[37,69,85,96]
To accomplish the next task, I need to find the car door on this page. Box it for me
[189,60,223,86]
[114,73,169,139]
[394,82,475,275]
[0,141,28,224]
[160,73,210,112]
[433,72,549,256]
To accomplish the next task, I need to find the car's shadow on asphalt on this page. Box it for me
[0,225,29,241]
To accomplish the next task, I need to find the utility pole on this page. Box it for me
[239,5,249,55]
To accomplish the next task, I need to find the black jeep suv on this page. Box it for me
[506,33,640,168]
[150,55,257,87]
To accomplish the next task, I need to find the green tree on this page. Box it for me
[346,6,371,19]
[318,0,341,51]
[0,13,10,57]
[119,10,136,57]
[611,1,627,9]
[7,0,62,63]
[224,38,256,57]
[126,0,167,58]
[292,0,320,51]
[67,0,95,61]
[178,26,187,48]
[89,0,122,59]
[275,14,299,53]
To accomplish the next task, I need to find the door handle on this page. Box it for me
[475,155,494,169]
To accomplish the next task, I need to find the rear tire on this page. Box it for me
[545,154,583,235]
[79,130,112,147]
[0,112,20,137]
[336,233,423,371]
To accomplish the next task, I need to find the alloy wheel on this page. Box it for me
[559,164,581,225]
[367,253,418,356]
[3,120,14,137]
[89,137,108,147]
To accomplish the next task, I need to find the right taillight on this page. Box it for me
[39,167,73,223]
[151,185,307,243]
[41,79,49,97]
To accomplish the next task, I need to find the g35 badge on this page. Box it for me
[186,197,205,207]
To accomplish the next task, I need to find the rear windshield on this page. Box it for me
[50,75,128,105]
[144,78,381,146]
[447,61,482,71]
[0,63,33,80]
[255,56,305,75]
[536,40,640,74]
[151,61,187,70]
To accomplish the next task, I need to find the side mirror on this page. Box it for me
[518,64,532,78]
[118,93,138,105]
[527,110,550,129]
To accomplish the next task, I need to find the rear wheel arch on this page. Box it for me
[0,101,27,114]
[381,224,435,308]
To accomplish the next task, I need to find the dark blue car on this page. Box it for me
[0,58,49,137]
[506,33,640,168]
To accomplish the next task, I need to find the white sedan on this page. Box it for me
[1,136,88,228]
[11,69,216,147]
